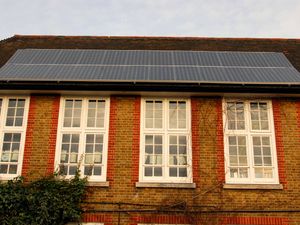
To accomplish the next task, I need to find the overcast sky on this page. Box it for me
[1,0,300,40]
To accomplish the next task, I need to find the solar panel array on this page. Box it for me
[0,49,300,84]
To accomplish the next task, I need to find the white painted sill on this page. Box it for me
[86,181,110,187]
[223,183,283,190]
[136,182,196,188]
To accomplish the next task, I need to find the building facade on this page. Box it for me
[0,35,300,225]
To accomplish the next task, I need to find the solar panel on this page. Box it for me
[0,49,299,84]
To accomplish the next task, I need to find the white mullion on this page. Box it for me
[80,98,88,173]
[244,101,253,183]
[164,133,169,180]
[163,100,168,180]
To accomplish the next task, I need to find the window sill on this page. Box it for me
[136,182,196,188]
[86,181,109,187]
[223,183,283,190]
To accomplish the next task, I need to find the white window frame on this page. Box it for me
[223,99,279,184]
[139,98,192,183]
[55,96,110,182]
[0,96,29,180]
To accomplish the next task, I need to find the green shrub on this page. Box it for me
[0,171,87,225]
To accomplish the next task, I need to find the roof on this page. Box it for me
[0,48,299,84]
[0,35,300,93]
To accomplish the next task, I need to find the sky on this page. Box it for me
[1,0,300,40]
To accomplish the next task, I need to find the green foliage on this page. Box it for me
[0,172,87,225]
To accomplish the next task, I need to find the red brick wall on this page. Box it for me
[191,98,201,184]
[272,99,287,189]
[131,96,141,184]
[220,216,289,225]
[22,94,60,179]
[20,95,300,224]
[107,96,117,185]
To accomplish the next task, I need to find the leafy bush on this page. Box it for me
[0,172,87,225]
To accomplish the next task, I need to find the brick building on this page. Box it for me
[0,35,300,225]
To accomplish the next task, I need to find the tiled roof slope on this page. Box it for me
[1,35,300,72]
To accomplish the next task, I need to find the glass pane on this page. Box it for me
[169,136,177,145]
[229,146,237,155]
[264,157,272,166]
[229,156,238,166]
[239,168,248,178]
[85,154,93,164]
[253,137,261,145]
[263,147,271,156]
[228,136,236,145]
[261,121,269,130]
[169,155,177,165]
[169,146,177,154]
[264,168,273,178]
[8,165,17,174]
[227,102,244,130]
[84,166,92,176]
[144,167,152,176]
[154,146,162,154]
[179,145,186,154]
[145,135,153,144]
[169,109,177,129]
[94,166,102,175]
[252,121,260,130]
[179,136,186,145]
[230,168,238,178]
[0,164,8,174]
[94,154,102,163]
[145,145,153,154]
[179,168,187,177]
[254,157,262,166]
[154,167,162,176]
[255,168,263,178]
[69,166,77,175]
[154,135,162,144]
[145,119,153,128]
[250,102,258,110]
[169,168,177,177]
[8,99,17,107]
[63,99,82,127]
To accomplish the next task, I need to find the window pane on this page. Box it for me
[87,100,105,128]
[169,101,187,129]
[252,136,273,167]
[250,102,269,130]
[145,101,163,129]
[63,99,82,127]
[83,134,104,176]
[228,136,248,178]
[226,102,245,130]
[144,135,163,178]
[144,167,153,176]
[59,134,80,175]
[168,135,188,177]
[0,133,22,174]
[6,99,26,127]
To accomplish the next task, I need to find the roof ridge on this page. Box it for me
[13,34,300,41]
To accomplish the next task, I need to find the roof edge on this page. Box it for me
[12,34,300,41]
[0,35,17,44]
